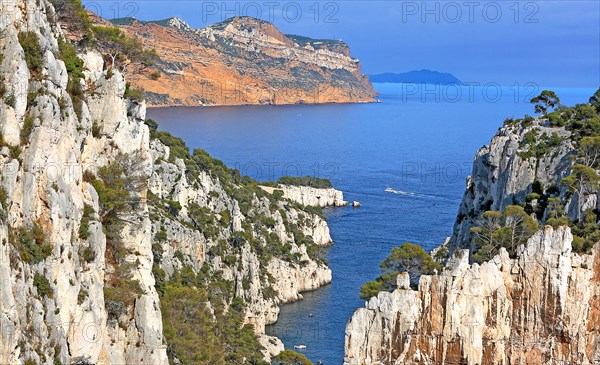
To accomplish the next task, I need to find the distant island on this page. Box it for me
[370,69,463,85]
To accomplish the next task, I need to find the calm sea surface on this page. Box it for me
[148,84,595,364]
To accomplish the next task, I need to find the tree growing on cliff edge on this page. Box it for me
[49,0,93,43]
[273,351,314,365]
[471,205,538,263]
[531,90,560,116]
[561,164,600,223]
[579,136,600,168]
[589,88,600,112]
[359,242,441,299]
[91,25,159,76]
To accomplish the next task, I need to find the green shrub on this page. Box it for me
[165,200,181,215]
[20,115,34,145]
[189,203,219,238]
[9,145,21,160]
[0,186,8,209]
[160,285,268,365]
[18,32,44,79]
[155,229,167,241]
[77,288,88,305]
[470,205,538,262]
[78,203,94,239]
[219,209,231,227]
[144,118,158,138]
[81,244,95,262]
[104,276,143,320]
[11,223,52,264]
[4,93,16,108]
[90,153,146,257]
[57,37,83,80]
[124,82,144,102]
[49,0,93,41]
[276,175,333,189]
[273,350,314,365]
[0,76,6,99]
[33,273,54,298]
[360,243,441,299]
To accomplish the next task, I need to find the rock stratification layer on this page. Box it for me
[345,226,600,365]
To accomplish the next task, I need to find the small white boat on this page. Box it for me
[294,345,307,349]
[385,187,395,192]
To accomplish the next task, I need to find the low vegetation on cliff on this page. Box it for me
[273,350,314,365]
[271,176,333,189]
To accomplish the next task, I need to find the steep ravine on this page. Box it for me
[0,0,335,363]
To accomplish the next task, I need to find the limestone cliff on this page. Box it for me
[345,226,600,365]
[260,184,348,208]
[104,16,376,107]
[448,118,597,254]
[0,0,333,363]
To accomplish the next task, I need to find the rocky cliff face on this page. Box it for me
[0,1,166,362]
[104,16,376,107]
[0,1,333,363]
[147,142,333,333]
[345,226,600,365]
[448,119,597,253]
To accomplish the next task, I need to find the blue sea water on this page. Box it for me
[147,84,595,364]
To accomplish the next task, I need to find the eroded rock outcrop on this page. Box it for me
[148,146,333,334]
[345,226,600,365]
[260,184,348,208]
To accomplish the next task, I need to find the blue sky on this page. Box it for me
[84,1,600,87]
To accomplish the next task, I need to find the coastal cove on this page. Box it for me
[148,84,595,364]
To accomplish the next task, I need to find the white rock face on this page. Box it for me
[199,17,362,72]
[0,0,168,362]
[345,226,600,365]
[0,2,336,363]
[260,184,348,207]
[449,121,578,253]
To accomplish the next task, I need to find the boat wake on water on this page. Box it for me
[384,187,458,202]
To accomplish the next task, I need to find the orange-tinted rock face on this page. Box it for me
[107,16,376,107]
[345,226,600,365]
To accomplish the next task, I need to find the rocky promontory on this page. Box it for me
[260,184,348,208]
[100,16,376,107]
